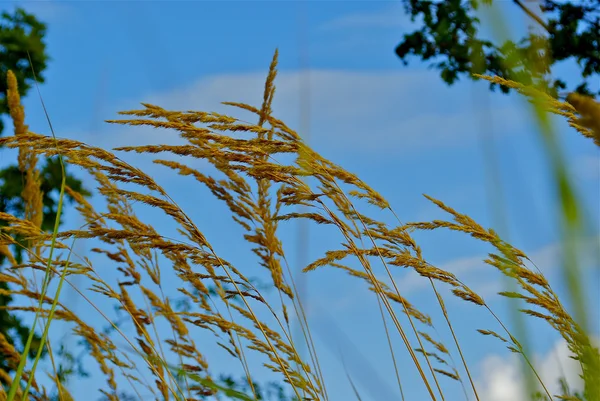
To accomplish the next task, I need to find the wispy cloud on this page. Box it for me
[10,0,73,22]
[573,154,600,181]
[526,235,600,274]
[317,3,414,32]
[395,235,600,298]
[115,69,528,155]
[397,254,488,294]
[396,253,506,300]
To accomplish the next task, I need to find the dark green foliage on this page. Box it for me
[211,375,295,401]
[0,157,91,262]
[0,7,48,135]
[0,7,90,376]
[395,0,600,98]
[530,377,585,400]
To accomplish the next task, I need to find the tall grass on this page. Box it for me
[0,49,598,401]
[472,3,598,399]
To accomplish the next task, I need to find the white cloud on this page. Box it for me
[120,69,528,155]
[49,67,533,193]
[317,4,414,32]
[439,254,484,275]
[478,354,525,401]
[537,338,585,395]
[476,337,596,400]
[573,154,600,181]
[525,235,600,274]
[13,0,73,22]
[397,254,485,294]
[395,235,599,298]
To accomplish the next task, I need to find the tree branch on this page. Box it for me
[513,0,551,32]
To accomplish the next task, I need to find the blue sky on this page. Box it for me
[1,1,599,401]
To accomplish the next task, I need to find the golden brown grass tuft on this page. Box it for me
[475,74,600,148]
[0,52,597,401]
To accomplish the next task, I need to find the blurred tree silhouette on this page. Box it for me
[395,0,599,98]
[0,7,89,376]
